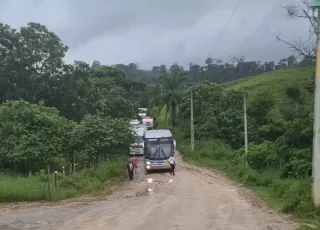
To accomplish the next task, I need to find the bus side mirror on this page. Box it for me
[173,139,176,149]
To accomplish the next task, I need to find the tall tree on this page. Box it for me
[91,60,101,68]
[0,22,68,103]
[151,68,188,127]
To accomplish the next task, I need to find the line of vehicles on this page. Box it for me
[129,108,176,173]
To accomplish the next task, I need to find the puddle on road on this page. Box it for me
[147,187,154,195]
[139,176,175,197]
[146,177,173,184]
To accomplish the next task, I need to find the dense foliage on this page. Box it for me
[175,71,314,179]
[0,22,137,175]
[179,82,245,148]
[96,55,300,86]
[70,115,134,164]
[0,100,74,174]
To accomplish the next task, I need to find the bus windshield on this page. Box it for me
[145,143,172,160]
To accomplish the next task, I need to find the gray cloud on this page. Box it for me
[0,0,312,69]
[57,0,216,47]
[0,0,8,10]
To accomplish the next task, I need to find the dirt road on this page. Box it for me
[0,153,298,230]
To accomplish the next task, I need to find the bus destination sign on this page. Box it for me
[147,138,157,141]
[160,138,168,142]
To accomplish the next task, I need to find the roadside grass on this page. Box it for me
[176,136,320,230]
[0,157,127,203]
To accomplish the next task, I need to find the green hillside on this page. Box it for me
[224,65,314,118]
[224,65,314,99]
[155,65,314,129]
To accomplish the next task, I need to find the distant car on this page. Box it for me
[130,119,140,125]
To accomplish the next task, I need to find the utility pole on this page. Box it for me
[311,0,320,207]
[243,93,248,167]
[73,153,76,174]
[191,86,194,151]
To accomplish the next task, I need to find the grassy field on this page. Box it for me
[0,158,127,202]
[223,65,313,97]
[224,65,314,115]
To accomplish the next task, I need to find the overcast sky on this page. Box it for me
[0,0,311,69]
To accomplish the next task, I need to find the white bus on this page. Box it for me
[143,129,176,173]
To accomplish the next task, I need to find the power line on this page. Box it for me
[238,0,281,48]
[213,0,241,49]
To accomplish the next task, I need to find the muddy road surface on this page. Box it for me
[0,153,297,230]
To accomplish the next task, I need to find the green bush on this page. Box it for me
[0,100,75,174]
[281,148,312,179]
[70,114,134,163]
[246,141,278,170]
[60,158,126,191]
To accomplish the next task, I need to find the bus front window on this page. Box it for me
[160,143,172,157]
[146,143,158,159]
[145,143,172,160]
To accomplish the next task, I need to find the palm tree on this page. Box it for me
[150,69,188,128]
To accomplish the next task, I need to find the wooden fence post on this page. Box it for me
[62,166,65,181]
[47,165,51,199]
[54,171,58,188]
[73,153,75,174]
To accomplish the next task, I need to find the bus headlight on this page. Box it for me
[146,161,151,165]
[146,165,151,169]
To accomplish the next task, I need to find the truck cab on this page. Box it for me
[142,116,154,130]
[130,119,140,126]
[129,125,147,156]
[138,108,147,118]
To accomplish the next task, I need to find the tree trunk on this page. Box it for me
[171,103,176,127]
[165,103,170,128]
[165,106,168,128]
